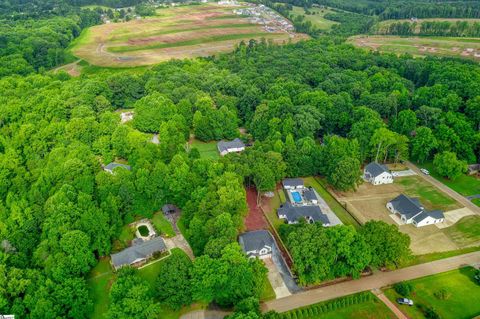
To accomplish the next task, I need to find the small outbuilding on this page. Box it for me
[282,178,304,190]
[217,138,245,156]
[364,162,394,185]
[238,230,275,259]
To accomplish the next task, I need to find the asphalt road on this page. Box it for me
[405,161,480,215]
[263,251,480,313]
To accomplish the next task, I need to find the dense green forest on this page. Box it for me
[376,20,480,37]
[0,0,479,318]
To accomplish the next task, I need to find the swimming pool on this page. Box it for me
[291,191,302,203]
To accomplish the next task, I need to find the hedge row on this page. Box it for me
[279,292,373,319]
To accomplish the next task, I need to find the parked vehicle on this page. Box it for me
[420,168,430,175]
[397,298,414,306]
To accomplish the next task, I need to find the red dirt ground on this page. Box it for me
[245,187,269,231]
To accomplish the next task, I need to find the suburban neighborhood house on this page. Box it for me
[104,162,131,174]
[278,178,334,225]
[110,236,167,270]
[364,162,394,185]
[217,138,246,156]
[239,230,274,259]
[387,194,445,227]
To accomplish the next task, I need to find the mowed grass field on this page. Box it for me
[348,35,480,61]
[384,267,480,319]
[72,3,306,67]
[288,6,338,30]
[375,18,480,34]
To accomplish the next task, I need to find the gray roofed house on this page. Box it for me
[104,162,131,174]
[162,204,178,215]
[238,230,275,259]
[217,138,245,156]
[364,162,393,185]
[387,194,444,227]
[110,237,167,270]
[303,188,319,204]
[282,178,304,189]
[277,202,330,225]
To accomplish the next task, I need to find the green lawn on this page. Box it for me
[404,246,480,267]
[189,139,220,160]
[264,189,284,230]
[472,198,480,207]
[384,267,480,319]
[396,176,460,211]
[152,212,176,237]
[306,177,361,229]
[289,6,338,30]
[421,162,480,197]
[444,215,480,247]
[87,258,115,319]
[260,276,276,301]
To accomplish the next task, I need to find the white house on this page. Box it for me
[217,138,245,156]
[364,162,394,185]
[282,178,304,190]
[387,194,444,227]
[238,230,275,259]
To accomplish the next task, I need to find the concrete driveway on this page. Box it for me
[264,257,291,298]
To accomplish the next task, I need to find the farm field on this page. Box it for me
[288,6,338,30]
[349,35,480,61]
[333,176,471,255]
[72,3,306,67]
[384,267,480,319]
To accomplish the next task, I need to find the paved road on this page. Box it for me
[263,251,480,313]
[405,161,480,215]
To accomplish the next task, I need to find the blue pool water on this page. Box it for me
[292,191,302,203]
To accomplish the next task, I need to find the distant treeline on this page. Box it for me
[378,20,480,37]
[324,10,375,36]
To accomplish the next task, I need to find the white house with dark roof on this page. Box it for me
[282,178,304,190]
[104,162,131,174]
[364,162,394,185]
[387,194,444,227]
[217,138,245,156]
[238,230,275,259]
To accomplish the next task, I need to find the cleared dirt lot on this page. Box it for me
[72,3,307,67]
[333,176,470,255]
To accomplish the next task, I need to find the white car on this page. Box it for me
[397,298,414,306]
[420,168,430,175]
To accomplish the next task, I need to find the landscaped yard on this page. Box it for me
[190,139,220,160]
[384,267,480,319]
[262,187,285,231]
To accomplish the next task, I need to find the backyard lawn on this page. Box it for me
[189,139,220,159]
[263,188,285,231]
[396,176,460,211]
[421,162,480,197]
[443,215,480,247]
[87,258,115,319]
[152,212,176,237]
[384,267,480,319]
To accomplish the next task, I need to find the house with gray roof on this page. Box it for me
[217,138,245,156]
[104,162,131,174]
[282,178,304,190]
[277,202,330,225]
[386,194,444,227]
[364,162,393,185]
[110,237,167,270]
[239,230,275,259]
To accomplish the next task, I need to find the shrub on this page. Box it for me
[424,306,441,319]
[394,281,413,297]
[434,288,451,300]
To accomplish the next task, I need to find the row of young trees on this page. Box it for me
[377,20,480,37]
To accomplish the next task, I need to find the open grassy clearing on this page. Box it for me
[152,212,176,237]
[384,267,480,319]
[189,139,220,159]
[288,6,338,30]
[443,215,480,247]
[72,3,306,67]
[349,35,480,61]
